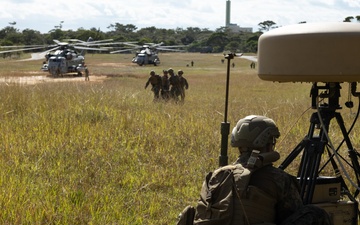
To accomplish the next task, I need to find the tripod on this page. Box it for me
[279,83,360,222]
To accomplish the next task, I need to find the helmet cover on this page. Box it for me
[231,115,280,149]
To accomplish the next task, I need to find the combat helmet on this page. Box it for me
[178,70,183,75]
[231,115,280,150]
[150,70,155,76]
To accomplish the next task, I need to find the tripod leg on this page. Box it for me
[279,138,308,170]
[335,113,360,197]
[280,113,318,171]
[279,112,326,204]
[298,138,325,204]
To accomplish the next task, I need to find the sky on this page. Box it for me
[1,0,360,34]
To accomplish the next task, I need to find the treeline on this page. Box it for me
[0,23,265,54]
[1,16,359,54]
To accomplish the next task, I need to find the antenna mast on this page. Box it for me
[219,53,235,167]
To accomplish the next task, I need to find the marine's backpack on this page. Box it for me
[177,164,252,225]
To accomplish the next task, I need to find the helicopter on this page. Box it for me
[0,37,123,77]
[40,37,112,77]
[110,42,185,66]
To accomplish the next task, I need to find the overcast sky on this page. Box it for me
[1,0,360,33]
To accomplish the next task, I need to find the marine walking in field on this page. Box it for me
[84,66,90,81]
[161,70,171,101]
[177,70,189,103]
[145,70,162,101]
[145,68,189,103]
[250,62,256,69]
[168,68,182,103]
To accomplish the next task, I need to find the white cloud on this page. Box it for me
[343,0,360,7]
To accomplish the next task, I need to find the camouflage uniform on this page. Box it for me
[238,161,303,224]
[168,68,181,102]
[85,67,89,81]
[161,70,170,100]
[145,71,162,101]
[178,70,189,103]
[233,162,332,225]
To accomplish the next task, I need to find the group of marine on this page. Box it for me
[145,68,189,103]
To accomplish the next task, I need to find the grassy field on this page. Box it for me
[0,52,359,224]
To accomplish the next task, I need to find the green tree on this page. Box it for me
[74,28,104,42]
[224,41,240,52]
[107,23,138,41]
[22,29,44,45]
[0,26,22,44]
[206,32,229,52]
[46,29,66,42]
[258,20,277,32]
[137,26,162,43]
[179,27,201,45]
[343,16,354,22]
[245,32,261,52]
[107,23,137,33]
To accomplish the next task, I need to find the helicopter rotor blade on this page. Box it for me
[120,42,141,48]
[62,39,81,43]
[41,46,61,54]
[160,45,186,48]
[74,46,109,51]
[80,41,128,47]
[145,42,164,47]
[156,48,185,52]
[53,39,62,44]
[20,46,61,61]
[0,45,48,54]
[17,52,48,61]
[83,39,114,44]
[110,48,137,54]
[1,45,45,49]
[74,39,114,46]
[13,46,61,62]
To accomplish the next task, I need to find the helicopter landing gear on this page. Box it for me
[51,68,60,77]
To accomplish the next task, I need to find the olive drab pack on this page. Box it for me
[176,164,250,225]
[193,164,252,225]
[177,205,196,225]
[176,151,281,225]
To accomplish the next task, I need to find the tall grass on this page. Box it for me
[0,53,359,224]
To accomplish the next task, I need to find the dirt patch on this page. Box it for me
[96,62,134,68]
[0,74,108,85]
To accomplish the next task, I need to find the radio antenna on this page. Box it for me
[219,53,235,167]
